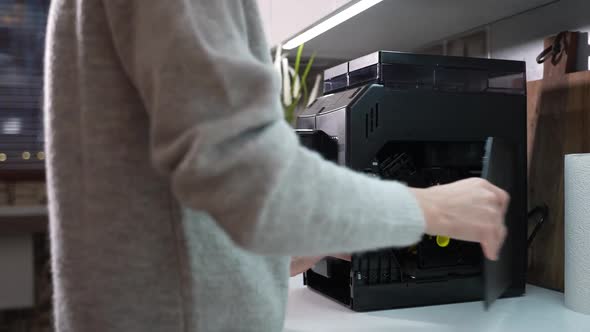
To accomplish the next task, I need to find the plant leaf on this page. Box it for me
[307,74,322,107]
[301,52,316,83]
[291,44,304,97]
[302,78,309,108]
[293,74,301,99]
[288,67,302,99]
[300,52,316,106]
[281,57,292,106]
[293,44,304,81]
[273,44,283,78]
[285,96,300,124]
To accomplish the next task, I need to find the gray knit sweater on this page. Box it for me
[44,1,425,331]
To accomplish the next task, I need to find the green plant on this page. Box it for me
[274,44,321,124]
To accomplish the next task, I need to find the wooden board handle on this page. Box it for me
[540,31,579,79]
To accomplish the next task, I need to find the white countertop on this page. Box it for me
[285,275,590,332]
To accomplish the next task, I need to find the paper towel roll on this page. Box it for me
[564,153,590,315]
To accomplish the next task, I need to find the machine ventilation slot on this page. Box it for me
[365,105,381,139]
[370,108,374,133]
[375,103,379,128]
[365,113,369,139]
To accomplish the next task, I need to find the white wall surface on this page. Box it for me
[0,234,33,309]
[256,0,273,44]
[258,0,590,81]
[489,0,590,81]
[256,0,352,46]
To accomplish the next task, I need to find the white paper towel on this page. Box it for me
[565,153,590,315]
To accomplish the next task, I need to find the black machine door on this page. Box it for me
[482,137,515,309]
[295,129,339,163]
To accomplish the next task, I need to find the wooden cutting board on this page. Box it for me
[527,31,590,291]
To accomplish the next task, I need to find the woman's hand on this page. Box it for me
[290,254,351,277]
[410,178,510,261]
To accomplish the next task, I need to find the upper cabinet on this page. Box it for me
[259,0,560,60]
[257,0,352,47]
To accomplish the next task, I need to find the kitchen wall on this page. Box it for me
[256,0,352,47]
[488,0,590,81]
[258,0,590,81]
[0,235,33,310]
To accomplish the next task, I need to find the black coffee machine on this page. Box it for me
[296,51,527,312]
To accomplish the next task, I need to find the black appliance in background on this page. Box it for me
[0,0,50,180]
[296,51,527,311]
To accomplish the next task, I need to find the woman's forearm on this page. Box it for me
[290,256,324,277]
[289,255,352,277]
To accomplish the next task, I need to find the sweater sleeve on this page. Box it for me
[100,0,425,255]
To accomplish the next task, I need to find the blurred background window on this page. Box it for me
[0,0,49,180]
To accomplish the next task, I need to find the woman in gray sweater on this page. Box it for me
[44,0,508,331]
